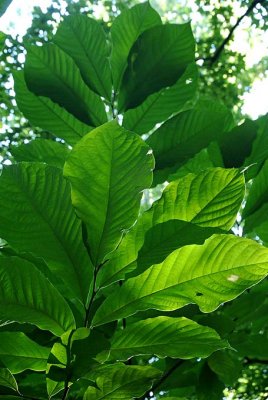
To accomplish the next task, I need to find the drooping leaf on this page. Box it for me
[64,121,154,266]
[83,364,161,399]
[122,63,198,135]
[93,234,268,326]
[25,44,107,126]
[111,1,161,92]
[99,316,229,362]
[0,163,92,305]
[147,100,233,170]
[98,167,244,287]
[119,22,195,110]
[11,139,70,169]
[0,257,76,336]
[14,71,91,146]
[54,15,112,100]
[46,342,67,398]
[0,367,18,392]
[0,332,50,373]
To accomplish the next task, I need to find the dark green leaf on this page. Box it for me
[0,368,18,392]
[99,316,229,362]
[11,139,70,169]
[25,44,107,126]
[0,0,12,17]
[54,15,112,100]
[119,22,195,110]
[0,163,92,305]
[0,257,76,336]
[111,1,161,92]
[0,332,50,373]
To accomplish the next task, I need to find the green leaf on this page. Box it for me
[100,316,229,362]
[54,15,112,100]
[11,139,70,169]
[0,163,92,305]
[136,220,221,275]
[219,119,258,168]
[208,351,241,386]
[0,257,76,336]
[122,63,198,135]
[0,368,18,392]
[25,44,107,126]
[0,332,50,373]
[98,167,244,287]
[111,1,161,92]
[119,22,195,110]
[196,363,224,400]
[83,364,161,399]
[14,71,91,146]
[46,342,67,398]
[0,0,12,17]
[147,101,233,170]
[230,332,268,360]
[243,159,268,218]
[93,234,268,326]
[64,121,154,266]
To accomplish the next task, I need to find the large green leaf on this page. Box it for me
[25,44,107,126]
[0,257,76,336]
[147,100,233,170]
[98,167,245,287]
[122,63,198,135]
[0,163,92,305]
[54,15,112,100]
[0,332,50,374]
[83,364,161,399]
[208,351,241,386]
[11,139,70,169]
[111,1,161,92]
[100,316,229,362]
[93,234,268,326]
[64,121,154,266]
[118,22,195,110]
[14,71,91,146]
[135,220,222,275]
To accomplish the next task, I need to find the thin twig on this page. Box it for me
[138,359,184,399]
[199,0,266,65]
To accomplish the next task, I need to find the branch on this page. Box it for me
[138,360,184,400]
[200,0,266,65]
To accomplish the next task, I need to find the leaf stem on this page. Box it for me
[61,330,75,400]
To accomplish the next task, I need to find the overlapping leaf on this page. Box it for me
[122,63,198,135]
[100,316,229,361]
[98,168,244,286]
[25,44,107,126]
[14,71,91,146]
[119,22,195,110]
[0,367,18,392]
[147,100,233,170]
[93,234,268,326]
[64,121,154,266]
[83,364,161,399]
[11,139,70,169]
[0,257,75,336]
[0,332,50,374]
[0,163,92,305]
[111,1,161,92]
[54,15,112,100]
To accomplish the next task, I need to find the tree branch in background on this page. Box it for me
[201,0,266,65]
[139,360,184,400]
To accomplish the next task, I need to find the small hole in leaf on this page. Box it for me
[196,292,203,297]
